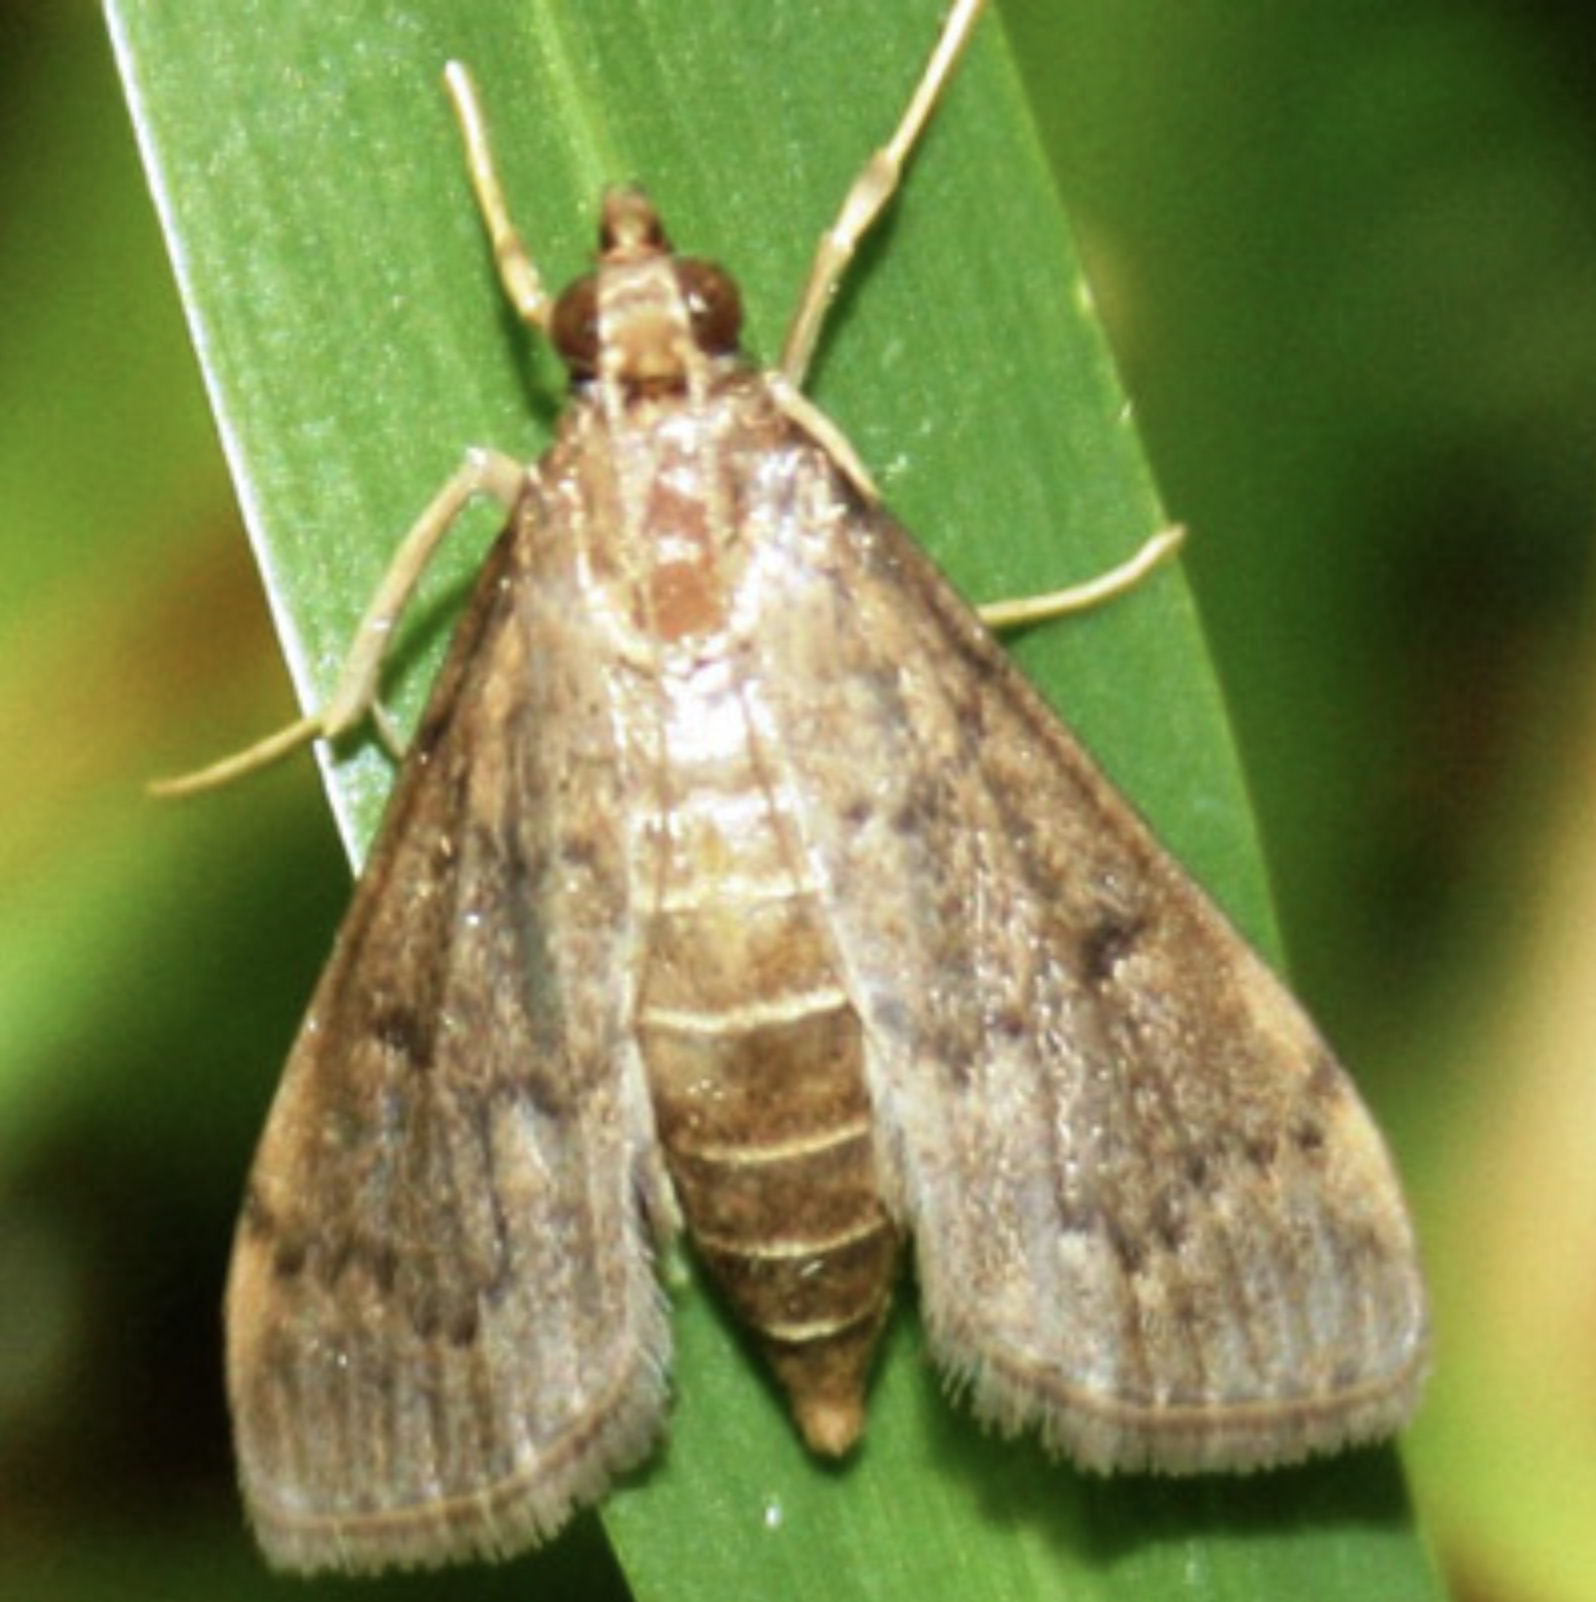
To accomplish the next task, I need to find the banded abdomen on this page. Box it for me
[634,651,899,1453]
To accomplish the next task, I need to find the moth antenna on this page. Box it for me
[445,62,553,333]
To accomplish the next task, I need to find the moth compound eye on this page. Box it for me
[551,275,601,376]
[678,261,743,355]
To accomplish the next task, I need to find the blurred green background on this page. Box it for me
[4,1,1595,1599]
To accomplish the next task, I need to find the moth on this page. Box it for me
[163,0,1427,1576]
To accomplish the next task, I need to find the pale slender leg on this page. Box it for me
[157,65,544,802]
[444,63,551,331]
[773,374,1182,627]
[772,0,1175,630]
[152,449,525,797]
[780,0,987,386]
[978,525,1187,632]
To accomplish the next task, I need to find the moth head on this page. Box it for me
[551,186,744,392]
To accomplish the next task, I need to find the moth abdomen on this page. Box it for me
[636,747,899,1454]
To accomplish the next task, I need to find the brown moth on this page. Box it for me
[166,0,1427,1576]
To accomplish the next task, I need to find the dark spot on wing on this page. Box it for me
[272,1239,307,1279]
[560,833,601,871]
[842,795,874,828]
[1183,1152,1214,1194]
[891,782,937,837]
[368,1245,399,1293]
[242,1187,313,1280]
[372,1002,434,1071]
[1292,1120,1327,1157]
[411,1295,444,1341]
[1104,1215,1147,1276]
[990,1006,1027,1041]
[1080,910,1146,985]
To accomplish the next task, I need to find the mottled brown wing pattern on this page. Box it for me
[225,505,671,1573]
[748,413,1428,1472]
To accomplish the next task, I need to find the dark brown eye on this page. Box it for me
[677,260,742,355]
[551,274,600,376]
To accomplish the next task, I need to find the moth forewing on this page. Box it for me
[225,512,674,1572]
[750,487,1428,1473]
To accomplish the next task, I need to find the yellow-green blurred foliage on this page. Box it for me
[4,2,1595,1599]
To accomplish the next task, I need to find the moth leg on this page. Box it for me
[769,380,880,501]
[151,448,525,797]
[978,524,1186,632]
[444,63,553,334]
[779,0,986,387]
